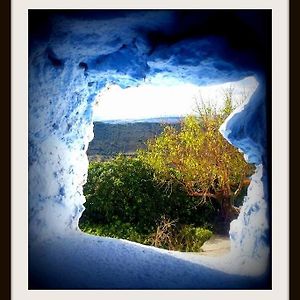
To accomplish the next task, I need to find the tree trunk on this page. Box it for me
[220,196,240,224]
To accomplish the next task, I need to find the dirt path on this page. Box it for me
[199,234,231,257]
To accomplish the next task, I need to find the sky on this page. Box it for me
[93,76,258,122]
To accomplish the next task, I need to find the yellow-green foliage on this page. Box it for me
[138,101,254,206]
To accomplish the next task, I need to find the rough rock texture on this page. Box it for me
[29,10,271,288]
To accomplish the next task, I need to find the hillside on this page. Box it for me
[87,120,181,160]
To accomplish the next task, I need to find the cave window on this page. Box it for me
[79,76,258,251]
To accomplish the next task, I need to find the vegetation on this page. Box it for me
[138,97,254,224]
[80,218,212,252]
[80,155,215,251]
[80,90,254,251]
[147,216,212,252]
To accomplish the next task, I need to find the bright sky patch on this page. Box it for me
[93,76,258,122]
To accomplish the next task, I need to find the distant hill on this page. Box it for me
[87,118,182,161]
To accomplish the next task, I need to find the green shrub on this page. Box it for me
[80,155,215,251]
[82,155,169,233]
[146,216,213,252]
[81,155,216,233]
[177,226,213,252]
[80,219,212,252]
[80,220,149,244]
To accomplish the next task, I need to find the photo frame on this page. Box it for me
[11,0,290,299]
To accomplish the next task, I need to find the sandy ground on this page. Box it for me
[200,234,231,257]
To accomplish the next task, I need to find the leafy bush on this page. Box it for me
[82,155,170,233]
[81,155,216,233]
[80,218,212,252]
[147,216,213,252]
[80,220,149,244]
[176,226,213,252]
[80,155,215,251]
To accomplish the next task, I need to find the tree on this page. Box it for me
[138,96,254,225]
